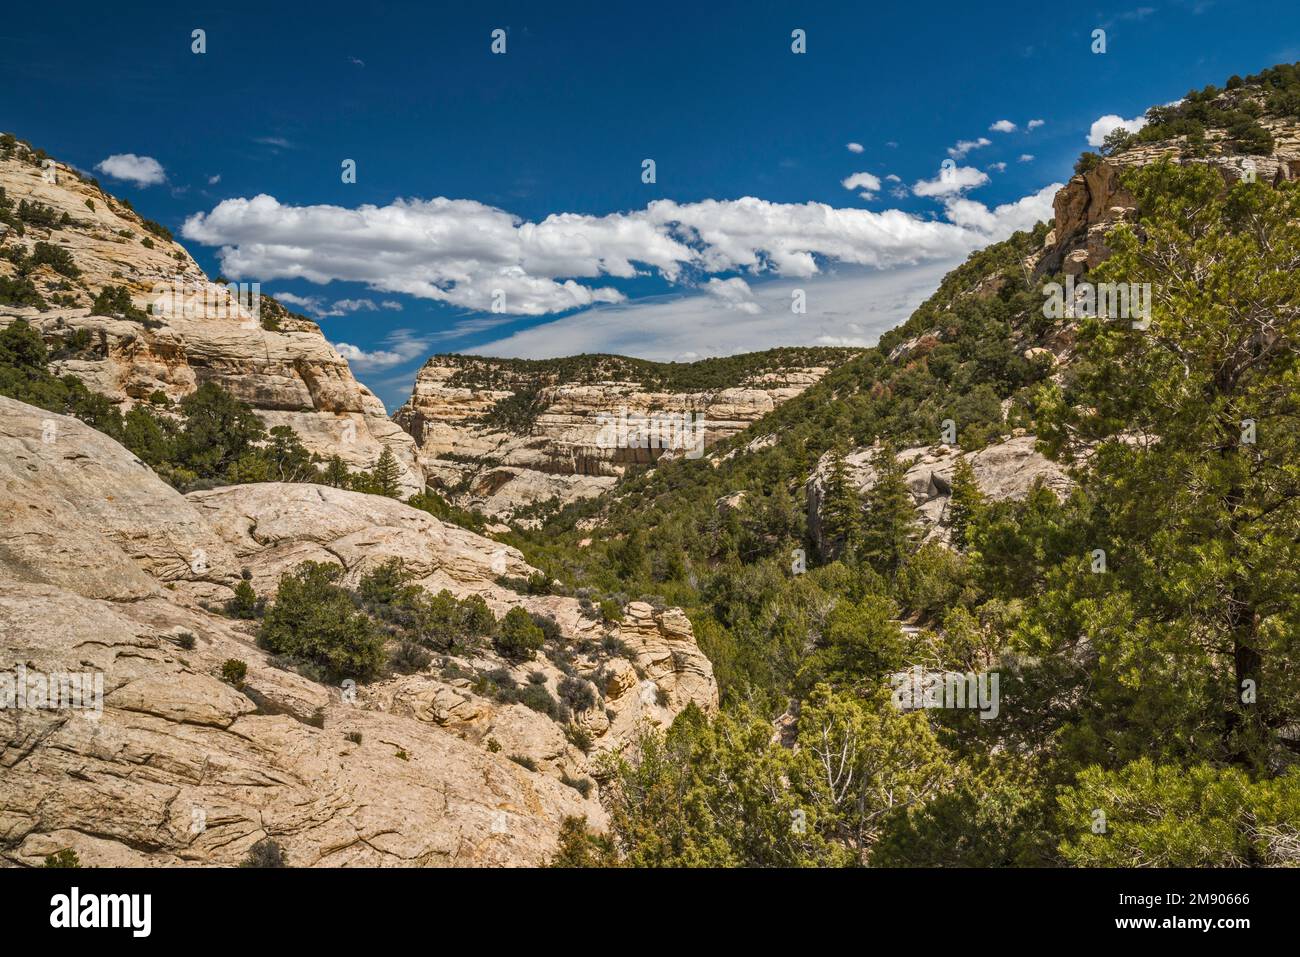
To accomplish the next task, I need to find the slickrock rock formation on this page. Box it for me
[0,396,239,600]
[394,355,832,519]
[806,434,1073,553]
[187,482,717,758]
[0,142,423,495]
[0,395,716,866]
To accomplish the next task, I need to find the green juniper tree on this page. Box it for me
[945,456,984,549]
[494,606,545,661]
[322,454,351,488]
[174,382,268,479]
[1036,161,1300,769]
[1057,759,1300,867]
[257,561,386,681]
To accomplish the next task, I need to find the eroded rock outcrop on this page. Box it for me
[186,482,718,762]
[1035,115,1300,277]
[394,356,831,520]
[0,144,423,494]
[0,396,716,866]
[806,433,1073,553]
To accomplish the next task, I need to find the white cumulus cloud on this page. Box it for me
[1088,113,1148,147]
[989,119,1017,133]
[913,165,989,197]
[95,153,166,187]
[841,171,882,197]
[846,142,865,153]
[940,183,1061,235]
[184,182,1059,317]
[1027,119,1046,130]
[466,182,1061,362]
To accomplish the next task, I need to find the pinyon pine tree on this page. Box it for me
[372,446,402,498]
[859,443,919,575]
[818,445,863,561]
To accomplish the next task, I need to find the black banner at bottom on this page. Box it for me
[0,865,1281,942]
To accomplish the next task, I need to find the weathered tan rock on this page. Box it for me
[394,358,829,518]
[185,482,719,766]
[186,481,535,601]
[615,602,718,721]
[807,434,1073,551]
[0,395,722,866]
[1037,115,1300,277]
[0,146,423,495]
[0,395,239,600]
[0,578,602,867]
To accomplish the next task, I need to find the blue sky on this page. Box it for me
[3,0,1298,407]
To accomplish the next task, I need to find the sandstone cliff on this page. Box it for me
[394,353,837,520]
[0,139,423,495]
[0,394,716,866]
[1035,108,1300,277]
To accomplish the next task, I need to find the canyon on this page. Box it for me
[394,353,840,520]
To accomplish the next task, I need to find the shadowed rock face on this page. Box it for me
[0,147,424,495]
[1035,115,1300,278]
[394,358,831,521]
[0,395,716,867]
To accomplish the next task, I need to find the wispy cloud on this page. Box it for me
[947,137,992,159]
[273,292,402,317]
[253,136,295,151]
[704,277,762,314]
[332,328,432,371]
[470,263,960,361]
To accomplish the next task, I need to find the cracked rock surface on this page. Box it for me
[0,395,716,866]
